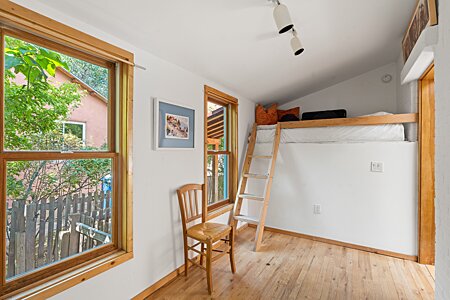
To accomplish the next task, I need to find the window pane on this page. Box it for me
[5,158,113,280]
[207,102,227,151]
[4,35,110,151]
[64,123,84,140]
[207,154,229,205]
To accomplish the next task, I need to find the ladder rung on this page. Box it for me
[234,214,259,225]
[239,193,265,201]
[243,173,268,179]
[250,155,273,159]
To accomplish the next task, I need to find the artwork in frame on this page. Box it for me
[402,0,437,63]
[165,113,189,140]
[154,98,195,150]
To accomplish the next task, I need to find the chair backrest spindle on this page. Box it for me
[177,184,205,231]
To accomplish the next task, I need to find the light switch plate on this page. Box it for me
[313,204,321,214]
[371,161,384,172]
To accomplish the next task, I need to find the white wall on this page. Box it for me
[434,0,450,298]
[396,54,418,142]
[396,54,419,114]
[12,2,255,299]
[279,63,398,117]
[248,142,418,255]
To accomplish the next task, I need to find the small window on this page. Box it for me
[206,102,228,204]
[61,121,86,146]
[204,86,238,209]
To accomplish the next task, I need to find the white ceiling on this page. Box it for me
[19,0,416,104]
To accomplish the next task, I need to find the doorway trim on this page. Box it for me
[418,63,435,265]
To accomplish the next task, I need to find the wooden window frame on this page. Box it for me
[0,2,133,298]
[204,86,238,212]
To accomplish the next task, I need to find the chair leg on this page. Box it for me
[229,228,236,273]
[206,241,213,294]
[184,238,189,277]
[200,243,205,266]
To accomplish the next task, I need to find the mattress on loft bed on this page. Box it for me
[256,122,406,144]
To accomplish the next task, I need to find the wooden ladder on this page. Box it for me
[230,123,281,251]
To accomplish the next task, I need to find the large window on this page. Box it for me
[204,86,238,210]
[0,5,133,297]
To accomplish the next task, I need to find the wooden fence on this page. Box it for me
[6,191,112,279]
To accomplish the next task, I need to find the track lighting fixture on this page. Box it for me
[290,29,304,56]
[268,0,305,56]
[273,1,294,34]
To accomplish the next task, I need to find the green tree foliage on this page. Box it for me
[4,36,82,151]
[4,36,111,202]
[62,55,109,99]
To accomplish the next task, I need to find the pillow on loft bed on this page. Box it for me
[255,105,302,125]
[256,104,278,125]
[302,109,347,120]
[277,107,300,121]
[279,114,300,122]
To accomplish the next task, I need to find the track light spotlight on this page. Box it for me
[273,1,294,34]
[291,29,304,56]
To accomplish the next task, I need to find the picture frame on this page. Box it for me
[402,0,438,63]
[154,98,195,150]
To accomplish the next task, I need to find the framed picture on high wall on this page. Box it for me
[154,98,195,150]
[402,0,438,63]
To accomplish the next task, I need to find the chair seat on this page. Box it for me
[187,222,231,242]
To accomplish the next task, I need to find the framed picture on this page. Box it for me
[154,98,195,150]
[165,113,189,140]
[402,0,437,62]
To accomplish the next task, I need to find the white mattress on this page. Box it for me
[256,123,406,144]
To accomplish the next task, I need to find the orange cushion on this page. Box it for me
[277,107,300,121]
[256,104,278,125]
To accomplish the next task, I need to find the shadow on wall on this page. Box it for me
[239,122,254,172]
[169,189,182,270]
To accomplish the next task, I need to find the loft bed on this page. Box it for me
[247,112,419,256]
[256,113,418,144]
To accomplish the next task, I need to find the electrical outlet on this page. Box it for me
[313,204,321,214]
[371,161,384,172]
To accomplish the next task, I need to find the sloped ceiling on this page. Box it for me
[14,0,417,104]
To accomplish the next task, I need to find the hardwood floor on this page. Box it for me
[147,227,435,299]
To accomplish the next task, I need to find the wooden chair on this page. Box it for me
[177,184,236,294]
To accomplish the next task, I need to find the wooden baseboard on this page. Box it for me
[132,263,186,300]
[132,223,248,299]
[247,224,418,262]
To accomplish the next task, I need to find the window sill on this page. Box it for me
[208,199,231,211]
[206,203,234,221]
[10,250,133,299]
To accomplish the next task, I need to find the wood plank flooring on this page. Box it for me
[147,227,435,300]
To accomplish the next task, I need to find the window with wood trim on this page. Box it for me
[204,86,238,210]
[0,5,133,297]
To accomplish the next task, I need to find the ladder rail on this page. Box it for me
[230,122,281,251]
[254,123,281,251]
[229,124,257,227]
